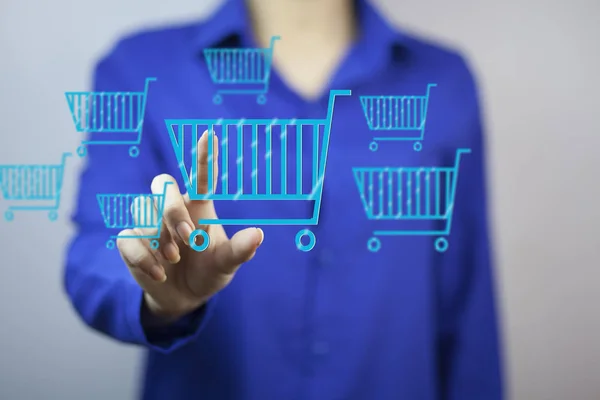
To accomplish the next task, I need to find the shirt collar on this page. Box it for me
[192,0,249,49]
[192,0,408,56]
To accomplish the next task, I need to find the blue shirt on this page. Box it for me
[64,0,503,399]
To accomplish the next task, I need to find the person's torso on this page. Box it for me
[111,15,477,400]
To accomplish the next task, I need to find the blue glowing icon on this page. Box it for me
[353,148,471,252]
[360,83,436,152]
[166,89,351,252]
[0,152,71,221]
[65,77,156,157]
[204,36,280,105]
[97,181,172,250]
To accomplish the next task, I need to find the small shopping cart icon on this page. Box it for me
[65,77,156,158]
[0,152,71,221]
[166,89,351,252]
[97,181,172,250]
[360,83,436,152]
[353,148,470,253]
[204,36,280,105]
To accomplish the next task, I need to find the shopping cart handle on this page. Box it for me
[325,89,352,122]
[61,152,73,165]
[143,77,157,95]
[268,36,281,49]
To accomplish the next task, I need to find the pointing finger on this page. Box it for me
[194,130,219,203]
[151,174,195,248]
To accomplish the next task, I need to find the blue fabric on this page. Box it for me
[63,0,504,399]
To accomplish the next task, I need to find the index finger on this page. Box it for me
[151,174,195,246]
[194,130,219,200]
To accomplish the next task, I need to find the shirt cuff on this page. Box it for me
[126,284,217,354]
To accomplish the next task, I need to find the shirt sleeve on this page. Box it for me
[436,57,504,399]
[63,43,217,354]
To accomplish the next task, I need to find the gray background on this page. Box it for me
[1,0,598,399]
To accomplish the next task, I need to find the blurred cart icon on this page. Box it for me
[97,181,172,250]
[353,148,470,253]
[166,89,351,252]
[0,152,71,221]
[65,77,156,158]
[360,83,436,152]
[204,36,280,105]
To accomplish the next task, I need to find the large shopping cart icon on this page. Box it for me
[353,148,470,252]
[65,77,156,158]
[0,152,71,221]
[204,36,280,105]
[165,89,351,252]
[97,182,172,250]
[360,83,436,152]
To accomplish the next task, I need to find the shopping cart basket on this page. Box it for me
[97,181,172,250]
[204,36,280,105]
[165,89,351,252]
[65,77,156,158]
[0,152,72,221]
[360,83,436,152]
[352,148,471,252]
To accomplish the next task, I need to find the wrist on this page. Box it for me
[142,292,205,326]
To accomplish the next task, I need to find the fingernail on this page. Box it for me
[256,228,264,246]
[177,222,194,246]
[163,242,181,264]
[149,265,167,283]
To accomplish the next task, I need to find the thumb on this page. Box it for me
[213,227,264,274]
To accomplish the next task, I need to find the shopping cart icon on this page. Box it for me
[353,148,471,252]
[97,181,172,250]
[165,89,351,252]
[0,152,72,221]
[65,77,156,158]
[360,83,436,152]
[204,36,280,105]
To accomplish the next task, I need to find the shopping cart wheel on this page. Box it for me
[434,237,449,252]
[369,141,378,152]
[257,94,267,105]
[106,240,115,249]
[367,237,381,252]
[213,94,223,105]
[77,145,87,157]
[150,240,160,250]
[129,146,140,158]
[295,229,316,252]
[413,142,423,152]
[4,211,14,222]
[48,211,58,221]
[190,229,210,252]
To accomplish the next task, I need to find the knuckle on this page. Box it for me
[118,244,149,267]
[162,200,182,216]
[132,228,145,237]
[128,252,150,268]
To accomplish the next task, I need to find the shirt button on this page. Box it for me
[312,341,329,355]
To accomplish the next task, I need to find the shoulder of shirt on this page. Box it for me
[95,18,207,66]
[402,30,474,71]
[396,28,480,92]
